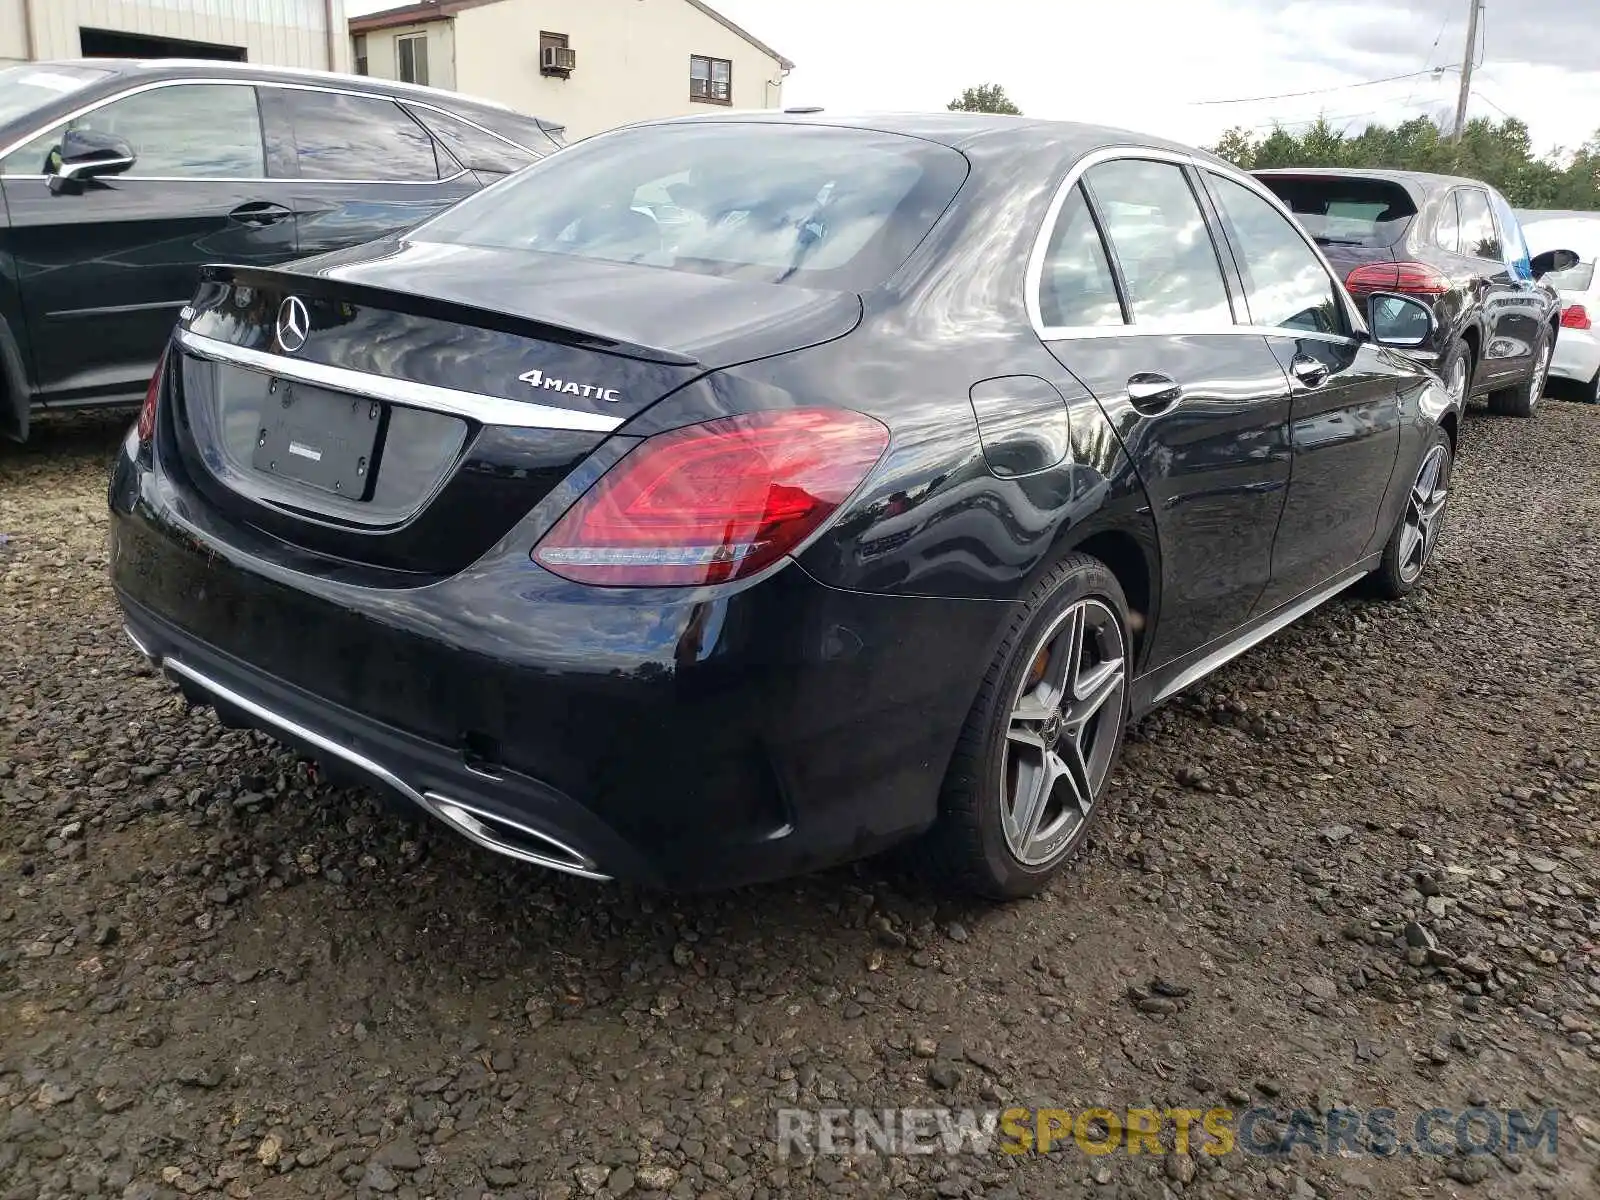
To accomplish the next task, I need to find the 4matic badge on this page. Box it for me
[518,368,622,403]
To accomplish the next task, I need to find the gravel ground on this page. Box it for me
[2,402,1598,1200]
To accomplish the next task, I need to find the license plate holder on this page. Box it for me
[252,381,383,498]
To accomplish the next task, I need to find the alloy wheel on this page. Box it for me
[1529,341,1551,408]
[1447,355,1468,405]
[1001,599,1127,866]
[1398,443,1451,584]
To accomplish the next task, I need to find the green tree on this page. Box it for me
[1206,114,1600,211]
[947,84,1021,115]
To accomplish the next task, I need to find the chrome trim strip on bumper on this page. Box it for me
[1151,565,1370,705]
[132,632,610,881]
[175,328,625,435]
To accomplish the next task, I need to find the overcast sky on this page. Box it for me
[349,0,1600,156]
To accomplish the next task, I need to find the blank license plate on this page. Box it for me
[252,382,383,498]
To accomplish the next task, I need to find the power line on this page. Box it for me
[1234,95,1446,132]
[1191,68,1447,107]
[1402,6,1456,107]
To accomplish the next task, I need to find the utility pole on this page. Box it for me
[1451,0,1482,144]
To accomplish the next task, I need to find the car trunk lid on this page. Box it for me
[165,249,861,578]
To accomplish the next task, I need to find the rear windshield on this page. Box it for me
[413,122,969,292]
[0,64,112,126]
[1255,175,1417,248]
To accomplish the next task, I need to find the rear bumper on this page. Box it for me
[1551,327,1600,385]
[109,435,1006,889]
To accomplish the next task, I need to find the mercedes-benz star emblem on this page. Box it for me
[275,296,310,354]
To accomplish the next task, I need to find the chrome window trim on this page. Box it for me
[1026,144,1370,344]
[0,75,537,182]
[176,328,624,435]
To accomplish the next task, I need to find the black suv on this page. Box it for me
[0,59,562,441]
[1255,168,1575,417]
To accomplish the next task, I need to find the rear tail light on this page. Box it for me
[136,346,169,447]
[533,407,889,586]
[1561,303,1591,330]
[1344,262,1450,296]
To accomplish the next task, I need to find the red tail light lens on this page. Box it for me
[534,408,889,586]
[136,346,168,446]
[1345,262,1450,296]
[1561,303,1591,330]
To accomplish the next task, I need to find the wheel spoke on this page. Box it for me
[1007,749,1060,851]
[1049,604,1088,703]
[1056,745,1094,816]
[1070,656,1125,725]
[1010,694,1054,725]
[1006,722,1047,749]
[1398,524,1423,569]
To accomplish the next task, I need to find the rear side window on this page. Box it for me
[412,123,969,292]
[1083,159,1233,329]
[1206,173,1345,336]
[1433,193,1462,253]
[407,104,535,174]
[1037,185,1123,327]
[1257,175,1417,249]
[1455,188,1502,260]
[279,90,441,182]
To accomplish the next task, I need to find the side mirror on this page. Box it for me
[1366,291,1436,350]
[1530,248,1579,279]
[50,128,136,188]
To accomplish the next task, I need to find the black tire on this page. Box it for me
[1487,325,1551,417]
[1371,425,1453,600]
[1586,366,1600,405]
[928,553,1131,899]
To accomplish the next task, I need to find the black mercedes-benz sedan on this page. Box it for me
[110,113,1461,897]
[0,58,562,442]
[1254,168,1576,418]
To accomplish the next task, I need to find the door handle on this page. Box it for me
[1290,355,1330,387]
[1126,372,1183,413]
[228,202,294,227]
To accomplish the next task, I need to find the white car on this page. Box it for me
[1519,211,1600,402]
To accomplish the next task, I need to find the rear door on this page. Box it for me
[1202,170,1408,608]
[1036,155,1293,670]
[1456,186,1535,388]
[0,81,298,404]
[259,87,478,258]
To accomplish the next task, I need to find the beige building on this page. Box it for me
[0,0,349,71]
[350,0,790,141]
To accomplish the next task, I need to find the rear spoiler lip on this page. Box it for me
[196,262,702,368]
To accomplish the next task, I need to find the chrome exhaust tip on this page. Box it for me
[421,793,608,881]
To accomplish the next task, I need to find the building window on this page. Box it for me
[540,31,572,77]
[353,34,368,76]
[690,55,731,104]
[397,33,429,85]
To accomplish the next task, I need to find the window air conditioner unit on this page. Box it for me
[542,45,576,73]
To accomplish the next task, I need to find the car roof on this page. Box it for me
[632,109,1238,170]
[37,57,561,132]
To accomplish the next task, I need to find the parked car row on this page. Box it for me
[0,58,563,441]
